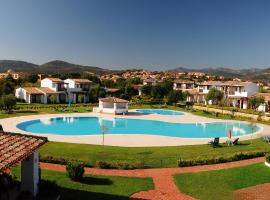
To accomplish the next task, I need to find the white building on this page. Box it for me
[16,78,93,104]
[97,97,128,114]
[173,80,196,91]
[142,79,160,86]
[41,78,67,103]
[185,81,259,109]
[64,79,92,103]
[15,87,59,103]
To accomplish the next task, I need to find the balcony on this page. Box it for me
[228,91,248,97]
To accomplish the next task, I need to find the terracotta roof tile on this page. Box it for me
[0,132,47,171]
[45,78,64,83]
[23,87,58,94]
[70,79,92,84]
[99,97,128,103]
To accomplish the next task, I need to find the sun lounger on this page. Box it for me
[263,136,270,144]
[208,137,219,146]
[232,138,239,145]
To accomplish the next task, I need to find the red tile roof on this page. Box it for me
[23,87,58,94]
[0,132,48,171]
[99,97,128,103]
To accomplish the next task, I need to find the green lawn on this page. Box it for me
[12,167,154,200]
[40,139,270,168]
[174,163,270,200]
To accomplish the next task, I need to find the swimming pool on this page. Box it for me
[136,109,184,115]
[16,117,261,138]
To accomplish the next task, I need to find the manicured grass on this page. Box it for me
[12,167,153,200]
[40,139,270,168]
[174,163,270,200]
[0,103,95,119]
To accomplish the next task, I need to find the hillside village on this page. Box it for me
[0,67,268,113]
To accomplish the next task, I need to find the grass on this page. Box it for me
[2,103,270,168]
[0,103,95,119]
[174,163,270,200]
[40,139,270,168]
[12,167,154,200]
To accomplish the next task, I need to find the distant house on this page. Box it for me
[186,81,259,109]
[173,80,196,91]
[142,79,160,86]
[256,93,270,112]
[97,97,128,114]
[16,78,93,104]
[41,78,67,103]
[0,69,27,80]
[15,87,59,103]
[64,79,93,103]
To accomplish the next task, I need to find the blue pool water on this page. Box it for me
[136,109,184,115]
[16,117,261,138]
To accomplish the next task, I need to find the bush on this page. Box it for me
[96,161,114,169]
[66,161,85,181]
[178,151,266,167]
[0,94,17,113]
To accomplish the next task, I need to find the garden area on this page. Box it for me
[40,138,270,169]
[174,163,270,200]
[10,166,153,200]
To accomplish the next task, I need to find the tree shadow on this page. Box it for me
[58,187,131,200]
[80,176,113,185]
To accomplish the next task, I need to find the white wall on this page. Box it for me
[41,79,55,91]
[21,151,39,196]
[245,83,259,96]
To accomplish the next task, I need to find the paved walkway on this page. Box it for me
[40,157,264,200]
[234,183,270,200]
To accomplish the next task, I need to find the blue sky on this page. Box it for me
[0,0,270,70]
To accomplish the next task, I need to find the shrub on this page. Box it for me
[0,94,17,113]
[96,161,114,169]
[178,151,267,167]
[66,161,85,181]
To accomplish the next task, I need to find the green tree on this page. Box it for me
[167,90,184,105]
[248,96,265,110]
[160,80,173,96]
[0,94,16,113]
[205,88,224,105]
[102,79,115,88]
[49,95,57,104]
[26,74,38,83]
[0,78,15,95]
[141,85,152,96]
[151,85,164,99]
[89,85,106,103]
[77,94,84,103]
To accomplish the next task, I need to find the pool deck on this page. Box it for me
[0,110,268,147]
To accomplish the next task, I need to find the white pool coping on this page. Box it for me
[0,109,268,147]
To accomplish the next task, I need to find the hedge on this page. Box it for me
[177,151,266,167]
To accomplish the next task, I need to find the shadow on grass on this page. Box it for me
[80,176,113,185]
[15,110,39,114]
[59,187,132,200]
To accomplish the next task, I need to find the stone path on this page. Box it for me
[234,183,270,200]
[40,157,264,200]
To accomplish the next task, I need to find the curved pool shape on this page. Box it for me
[136,109,184,115]
[16,117,261,138]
